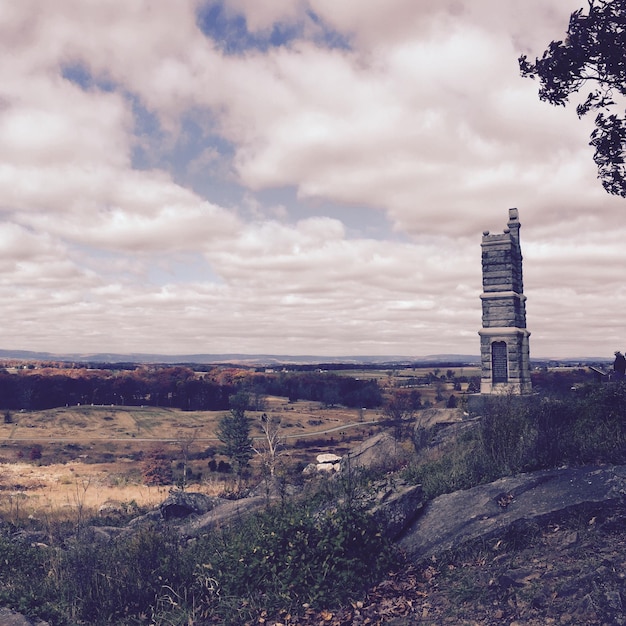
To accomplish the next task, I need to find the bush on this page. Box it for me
[405,437,497,499]
[55,525,188,623]
[141,447,173,486]
[405,382,626,502]
[479,394,533,474]
[0,536,61,623]
[184,500,397,622]
[0,491,396,625]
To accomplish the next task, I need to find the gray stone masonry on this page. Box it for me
[479,208,531,394]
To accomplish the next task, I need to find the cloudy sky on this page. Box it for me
[1,0,624,360]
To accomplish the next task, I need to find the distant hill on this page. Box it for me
[0,349,612,368]
[0,349,481,367]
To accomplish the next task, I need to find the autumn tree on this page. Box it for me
[141,447,173,486]
[520,0,626,195]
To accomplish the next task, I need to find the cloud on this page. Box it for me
[0,1,622,359]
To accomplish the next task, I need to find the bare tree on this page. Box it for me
[253,412,284,478]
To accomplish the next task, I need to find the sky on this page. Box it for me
[1,0,625,360]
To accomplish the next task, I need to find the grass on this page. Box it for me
[0,478,398,625]
[0,398,381,445]
[405,383,626,502]
[0,462,174,525]
[0,396,387,519]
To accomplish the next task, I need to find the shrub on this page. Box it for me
[185,499,397,622]
[140,447,173,486]
[479,394,533,474]
[55,525,188,623]
[0,536,61,623]
[404,437,496,499]
[531,397,576,468]
[405,382,626,502]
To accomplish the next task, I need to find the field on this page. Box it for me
[0,364,480,523]
[0,396,385,522]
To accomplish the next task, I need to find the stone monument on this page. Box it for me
[479,208,532,394]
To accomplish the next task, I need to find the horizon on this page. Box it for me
[0,347,613,365]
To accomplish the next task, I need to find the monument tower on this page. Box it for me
[479,208,532,394]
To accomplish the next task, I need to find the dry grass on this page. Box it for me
[0,397,379,443]
[0,460,234,524]
[0,397,385,520]
[0,461,161,523]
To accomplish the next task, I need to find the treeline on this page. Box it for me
[0,367,233,411]
[240,371,383,408]
[0,366,384,411]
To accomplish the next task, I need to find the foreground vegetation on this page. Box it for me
[1,367,625,625]
[406,381,626,500]
[0,481,396,625]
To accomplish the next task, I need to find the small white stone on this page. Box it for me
[316,453,342,464]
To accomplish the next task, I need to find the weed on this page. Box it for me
[184,497,397,622]
[405,383,626,502]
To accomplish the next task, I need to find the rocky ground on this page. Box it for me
[271,506,626,625]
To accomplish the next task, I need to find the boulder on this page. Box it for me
[302,463,318,476]
[0,608,49,626]
[369,481,424,540]
[317,453,342,464]
[342,432,409,472]
[159,490,219,521]
[178,495,270,537]
[301,454,342,474]
[98,499,136,517]
[81,525,133,544]
[127,508,162,527]
[398,465,626,562]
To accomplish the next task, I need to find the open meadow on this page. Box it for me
[0,395,385,522]
[0,363,481,523]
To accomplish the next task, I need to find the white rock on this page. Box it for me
[316,453,342,464]
[316,463,336,473]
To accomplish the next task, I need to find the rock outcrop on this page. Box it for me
[178,494,270,537]
[369,481,424,540]
[342,432,409,472]
[416,407,465,428]
[159,490,219,520]
[398,465,626,561]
